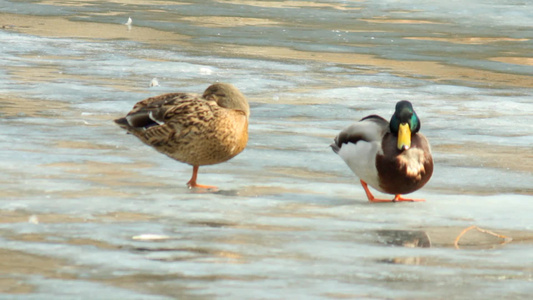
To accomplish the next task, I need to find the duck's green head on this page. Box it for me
[390,100,421,151]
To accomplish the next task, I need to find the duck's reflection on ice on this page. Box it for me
[374,230,430,265]
[376,230,431,248]
[380,256,427,265]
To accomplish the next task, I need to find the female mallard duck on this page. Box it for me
[115,83,249,190]
[331,101,433,202]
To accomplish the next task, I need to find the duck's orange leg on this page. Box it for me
[187,165,217,190]
[360,180,392,202]
[360,180,425,202]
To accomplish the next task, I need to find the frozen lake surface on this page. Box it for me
[0,0,532,299]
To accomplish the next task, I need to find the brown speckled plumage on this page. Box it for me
[115,83,249,189]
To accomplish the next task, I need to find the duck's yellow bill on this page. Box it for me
[397,123,411,150]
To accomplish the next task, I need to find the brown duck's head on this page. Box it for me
[203,83,250,119]
[389,100,421,151]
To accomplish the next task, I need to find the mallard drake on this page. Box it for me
[331,101,433,202]
[115,83,249,190]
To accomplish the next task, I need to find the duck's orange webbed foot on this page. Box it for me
[187,181,218,190]
[360,180,392,202]
[187,165,218,190]
[360,180,425,202]
[392,194,425,202]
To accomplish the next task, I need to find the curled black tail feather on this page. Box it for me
[330,142,341,154]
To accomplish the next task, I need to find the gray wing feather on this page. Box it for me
[331,115,388,153]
